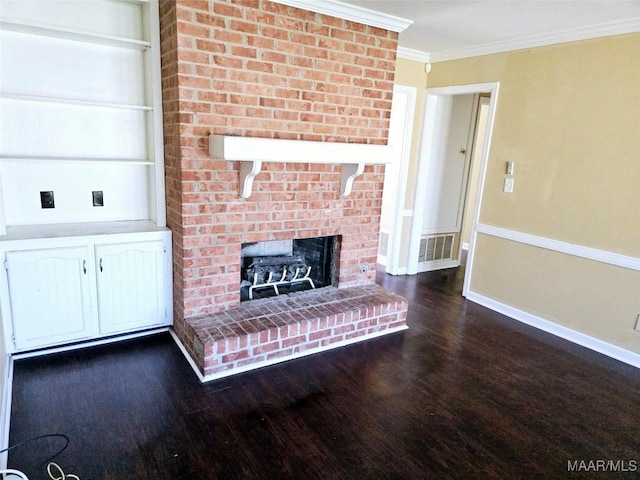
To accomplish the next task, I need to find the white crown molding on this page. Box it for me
[270,0,413,32]
[397,47,430,63]
[430,17,640,62]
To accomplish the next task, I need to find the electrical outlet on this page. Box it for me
[40,191,55,209]
[92,190,104,207]
[635,314,640,332]
[504,177,514,193]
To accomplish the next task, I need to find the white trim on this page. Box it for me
[397,47,430,63]
[172,326,408,383]
[476,224,640,271]
[378,264,408,276]
[270,0,412,32]
[0,355,13,469]
[209,135,392,164]
[0,164,6,236]
[385,85,417,276]
[389,266,407,275]
[430,17,640,62]
[421,226,460,236]
[408,82,500,289]
[11,327,169,360]
[209,134,393,198]
[466,291,640,369]
[462,242,469,250]
[146,0,167,227]
[461,86,499,296]
[169,330,205,383]
[416,259,459,273]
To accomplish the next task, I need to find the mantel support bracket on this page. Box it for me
[239,160,263,199]
[340,163,365,197]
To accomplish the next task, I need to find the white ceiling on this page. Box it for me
[340,0,640,61]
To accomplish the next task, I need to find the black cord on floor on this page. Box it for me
[0,433,70,466]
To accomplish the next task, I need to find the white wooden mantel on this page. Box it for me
[209,135,393,198]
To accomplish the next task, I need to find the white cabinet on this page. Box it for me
[0,222,172,353]
[6,246,94,350]
[96,241,166,335]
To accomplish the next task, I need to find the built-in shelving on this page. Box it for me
[0,0,166,233]
[0,20,150,50]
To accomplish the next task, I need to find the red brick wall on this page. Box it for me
[160,0,398,328]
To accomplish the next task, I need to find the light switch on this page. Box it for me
[506,161,514,175]
[504,178,514,193]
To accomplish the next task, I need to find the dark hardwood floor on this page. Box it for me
[8,266,640,479]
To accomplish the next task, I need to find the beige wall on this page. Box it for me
[428,34,640,354]
[392,58,428,268]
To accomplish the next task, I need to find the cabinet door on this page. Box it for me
[6,247,93,350]
[95,240,166,335]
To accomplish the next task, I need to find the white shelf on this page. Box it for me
[0,93,152,111]
[0,20,150,50]
[209,134,393,198]
[111,0,149,4]
[0,155,153,165]
[0,220,167,242]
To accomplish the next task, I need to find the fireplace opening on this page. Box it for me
[240,236,339,301]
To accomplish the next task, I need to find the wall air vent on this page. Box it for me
[379,232,389,256]
[419,234,455,262]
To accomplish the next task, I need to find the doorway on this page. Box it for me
[407,83,499,297]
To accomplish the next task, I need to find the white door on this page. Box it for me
[95,240,166,335]
[6,246,94,350]
[417,94,477,272]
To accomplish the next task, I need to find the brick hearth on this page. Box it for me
[181,284,408,380]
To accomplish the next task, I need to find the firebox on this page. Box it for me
[240,236,339,301]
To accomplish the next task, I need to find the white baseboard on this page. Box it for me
[169,330,205,383]
[384,266,408,275]
[466,291,640,369]
[0,355,14,469]
[171,326,409,383]
[12,327,170,360]
[416,259,459,273]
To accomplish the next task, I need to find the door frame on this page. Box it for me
[407,82,500,297]
[380,84,417,275]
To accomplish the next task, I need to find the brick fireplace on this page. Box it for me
[159,0,409,380]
